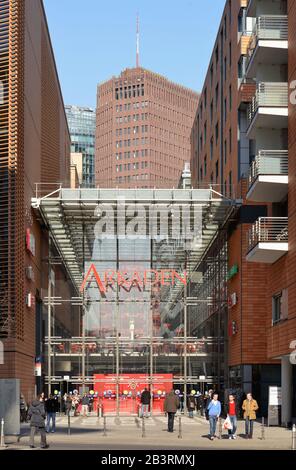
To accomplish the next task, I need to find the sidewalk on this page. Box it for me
[1,414,294,450]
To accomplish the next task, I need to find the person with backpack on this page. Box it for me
[27,395,49,449]
[187,392,196,418]
[207,392,221,440]
[140,388,151,418]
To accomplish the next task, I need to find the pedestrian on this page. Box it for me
[20,394,27,423]
[225,394,238,439]
[207,392,221,440]
[242,392,259,439]
[65,394,72,416]
[45,394,58,433]
[81,392,90,417]
[27,395,49,449]
[197,392,204,416]
[187,393,196,418]
[164,389,180,433]
[140,388,151,418]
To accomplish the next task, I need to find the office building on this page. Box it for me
[96,68,199,188]
[65,105,96,187]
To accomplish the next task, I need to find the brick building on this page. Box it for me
[0,0,70,400]
[191,0,296,423]
[96,68,199,188]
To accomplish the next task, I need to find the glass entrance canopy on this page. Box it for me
[32,186,238,415]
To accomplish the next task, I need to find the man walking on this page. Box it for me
[27,395,49,449]
[242,393,259,439]
[207,392,221,440]
[140,388,151,418]
[164,389,180,433]
[81,392,90,417]
[45,394,58,433]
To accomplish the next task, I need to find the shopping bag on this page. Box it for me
[223,415,233,430]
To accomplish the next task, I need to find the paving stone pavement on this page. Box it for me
[1,414,294,450]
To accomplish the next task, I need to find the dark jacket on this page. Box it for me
[81,396,90,405]
[225,400,239,417]
[45,398,58,413]
[141,390,151,405]
[187,395,196,409]
[65,398,72,411]
[27,400,46,428]
[164,391,180,413]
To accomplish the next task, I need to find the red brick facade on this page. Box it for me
[96,68,199,189]
[0,0,70,401]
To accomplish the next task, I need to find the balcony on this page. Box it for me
[247,82,288,138]
[247,150,288,202]
[246,16,288,78]
[247,217,288,263]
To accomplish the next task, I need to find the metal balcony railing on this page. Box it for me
[248,217,288,252]
[247,82,288,125]
[247,15,288,66]
[248,150,288,188]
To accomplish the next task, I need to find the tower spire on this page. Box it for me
[136,14,140,68]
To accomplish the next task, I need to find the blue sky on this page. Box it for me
[44,0,226,108]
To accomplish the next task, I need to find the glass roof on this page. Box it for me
[32,187,238,300]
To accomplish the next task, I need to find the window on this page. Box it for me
[229,85,232,110]
[272,289,288,325]
[229,128,232,153]
[204,156,207,176]
[210,63,213,87]
[224,57,227,81]
[272,293,282,325]
[229,171,232,197]
[204,87,207,109]
[210,101,213,124]
[224,98,227,122]
[224,16,227,40]
[215,122,219,145]
[210,137,214,160]
[215,45,219,68]
[229,41,232,67]
[224,139,227,164]
[215,84,219,109]
[200,166,203,181]
[215,161,219,181]
[204,122,207,143]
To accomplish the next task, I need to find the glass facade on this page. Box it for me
[34,187,233,415]
[65,105,96,187]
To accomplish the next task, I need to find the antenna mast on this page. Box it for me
[136,14,140,68]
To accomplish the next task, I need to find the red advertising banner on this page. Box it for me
[93,373,173,414]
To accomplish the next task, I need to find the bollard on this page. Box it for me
[292,424,296,450]
[261,417,265,440]
[67,411,71,435]
[218,417,222,440]
[178,416,182,439]
[142,416,146,438]
[0,418,5,447]
[103,416,107,436]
